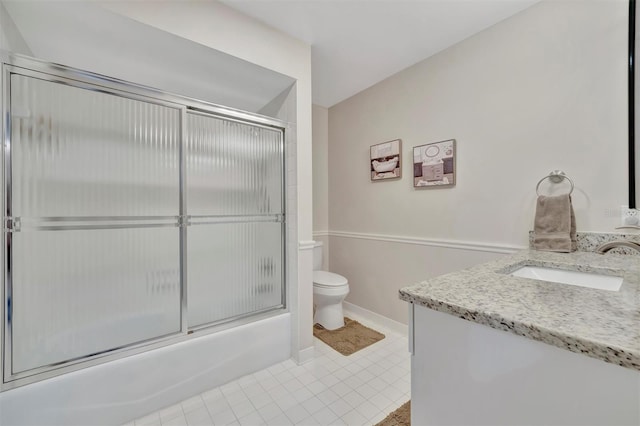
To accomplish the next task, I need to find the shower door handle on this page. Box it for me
[4,217,21,232]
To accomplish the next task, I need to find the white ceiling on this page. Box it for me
[222,0,539,107]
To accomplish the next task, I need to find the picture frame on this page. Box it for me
[413,139,456,188]
[370,139,402,181]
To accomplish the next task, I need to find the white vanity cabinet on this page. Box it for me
[401,250,640,426]
[409,303,640,425]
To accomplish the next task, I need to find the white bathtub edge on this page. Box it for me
[0,312,291,426]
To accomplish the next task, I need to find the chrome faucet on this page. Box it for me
[595,240,640,254]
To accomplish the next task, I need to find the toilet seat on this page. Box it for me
[313,270,348,288]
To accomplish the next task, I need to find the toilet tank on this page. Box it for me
[313,241,323,271]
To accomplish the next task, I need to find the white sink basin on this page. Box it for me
[510,266,623,291]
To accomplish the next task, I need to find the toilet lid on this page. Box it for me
[313,270,348,287]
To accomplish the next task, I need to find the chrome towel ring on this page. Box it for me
[536,170,574,196]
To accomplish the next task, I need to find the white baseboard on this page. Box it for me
[295,346,315,365]
[343,301,408,336]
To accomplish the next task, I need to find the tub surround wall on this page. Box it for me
[259,84,296,120]
[0,2,31,54]
[3,1,297,115]
[321,0,627,323]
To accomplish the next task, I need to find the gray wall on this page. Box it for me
[317,0,627,323]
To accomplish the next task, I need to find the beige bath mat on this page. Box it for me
[376,400,411,426]
[312,317,385,356]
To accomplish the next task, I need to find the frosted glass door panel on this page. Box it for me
[186,113,283,216]
[187,222,283,328]
[10,74,181,218]
[11,227,181,374]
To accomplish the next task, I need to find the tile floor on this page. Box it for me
[125,317,410,426]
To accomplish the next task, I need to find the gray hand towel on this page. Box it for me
[532,194,577,252]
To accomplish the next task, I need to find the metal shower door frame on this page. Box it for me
[0,51,288,390]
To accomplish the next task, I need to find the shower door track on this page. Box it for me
[0,51,289,391]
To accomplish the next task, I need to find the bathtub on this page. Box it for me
[0,313,291,425]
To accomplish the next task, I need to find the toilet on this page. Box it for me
[313,241,349,330]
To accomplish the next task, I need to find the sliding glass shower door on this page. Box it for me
[7,73,183,377]
[185,112,284,328]
[2,56,286,387]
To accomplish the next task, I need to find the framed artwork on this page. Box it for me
[370,139,402,181]
[413,139,456,188]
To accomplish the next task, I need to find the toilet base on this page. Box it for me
[314,302,345,330]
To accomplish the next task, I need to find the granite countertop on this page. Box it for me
[399,250,640,371]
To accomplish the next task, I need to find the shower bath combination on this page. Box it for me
[0,51,292,425]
